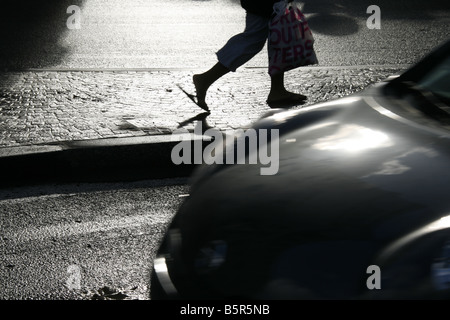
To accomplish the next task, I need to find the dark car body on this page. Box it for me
[151,39,450,300]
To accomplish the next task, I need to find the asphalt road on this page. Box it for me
[0,178,188,300]
[1,0,449,70]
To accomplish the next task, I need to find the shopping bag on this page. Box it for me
[268,0,318,76]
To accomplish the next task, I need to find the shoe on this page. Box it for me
[192,75,210,112]
[177,83,210,112]
[266,92,307,108]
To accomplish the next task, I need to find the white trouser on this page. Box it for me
[216,12,270,72]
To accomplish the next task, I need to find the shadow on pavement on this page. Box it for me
[306,14,360,36]
[0,0,86,71]
[178,112,213,132]
[0,1,87,134]
[301,0,450,20]
[301,0,450,36]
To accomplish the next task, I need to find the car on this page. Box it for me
[150,38,450,300]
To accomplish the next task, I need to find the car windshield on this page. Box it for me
[418,55,450,101]
[384,46,450,128]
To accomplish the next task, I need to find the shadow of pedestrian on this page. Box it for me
[178,112,213,133]
[306,13,360,36]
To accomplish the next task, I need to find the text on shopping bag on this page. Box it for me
[268,4,318,75]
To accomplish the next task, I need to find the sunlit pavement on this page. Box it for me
[0,66,406,148]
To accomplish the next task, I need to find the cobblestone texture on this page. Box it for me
[0,67,406,147]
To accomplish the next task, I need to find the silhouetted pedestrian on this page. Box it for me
[193,0,310,111]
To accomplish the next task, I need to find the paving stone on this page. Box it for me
[0,67,406,147]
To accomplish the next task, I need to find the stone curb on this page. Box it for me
[0,134,209,187]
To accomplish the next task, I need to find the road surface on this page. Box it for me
[0,178,188,299]
[1,0,449,70]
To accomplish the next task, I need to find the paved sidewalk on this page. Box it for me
[0,66,407,147]
[0,66,407,184]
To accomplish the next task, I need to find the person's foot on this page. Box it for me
[266,91,307,108]
[193,74,209,111]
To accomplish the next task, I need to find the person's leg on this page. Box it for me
[193,62,230,111]
[193,12,269,110]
